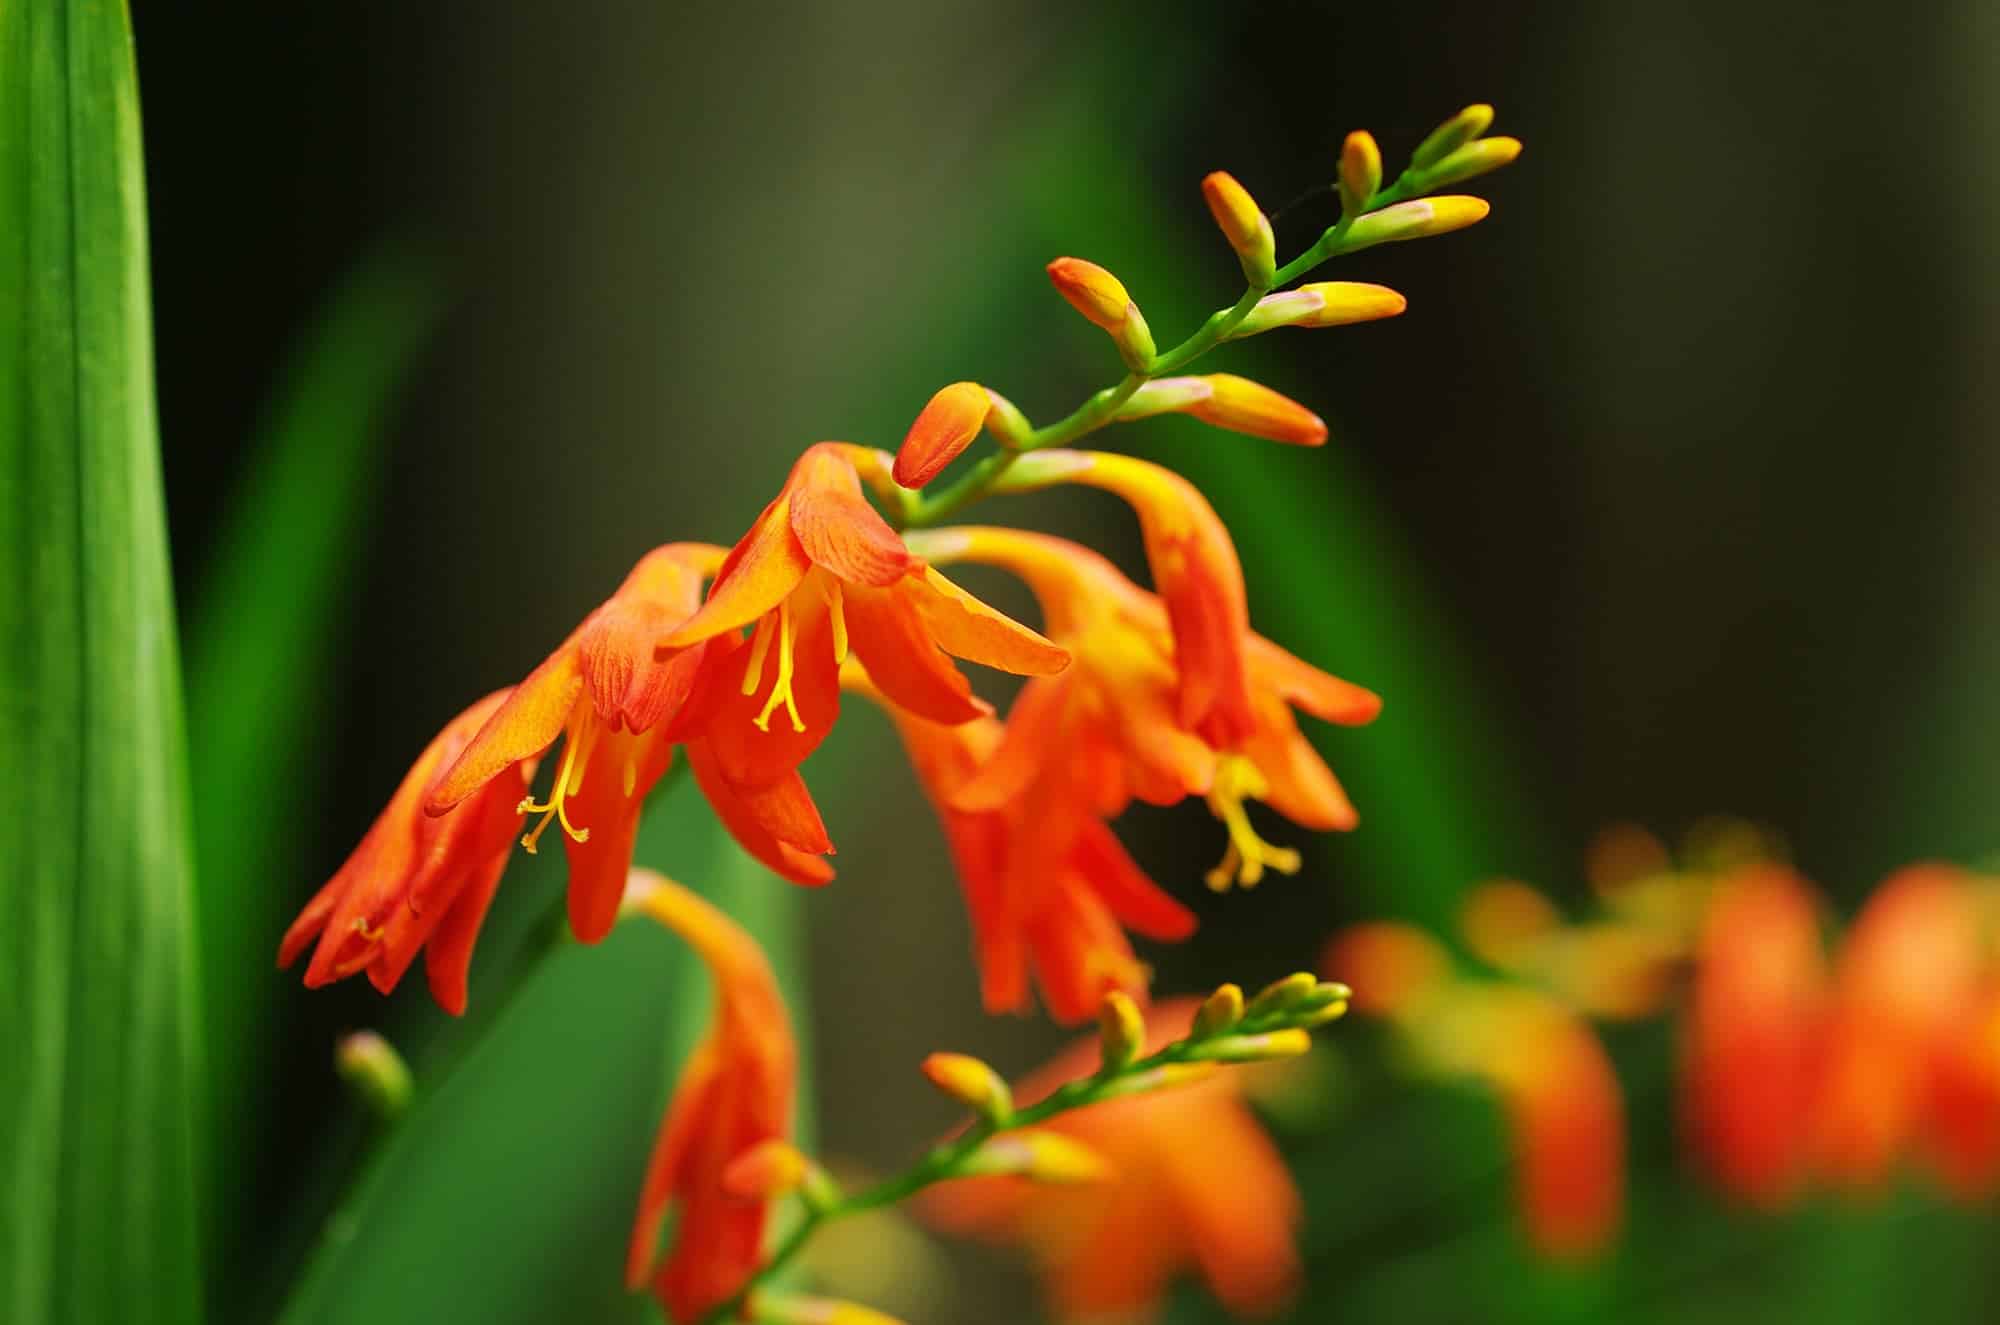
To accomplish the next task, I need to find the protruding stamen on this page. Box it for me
[752,596,806,734]
[517,720,594,853]
[824,578,849,666]
[740,611,777,697]
[1204,755,1301,891]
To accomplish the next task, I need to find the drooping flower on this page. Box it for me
[921,998,1302,1322]
[907,525,1377,890]
[659,443,1069,797]
[278,691,526,1015]
[857,666,1194,1022]
[1678,865,1827,1208]
[625,869,797,1324]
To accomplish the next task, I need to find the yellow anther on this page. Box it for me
[1204,755,1301,891]
[752,596,806,734]
[350,916,385,944]
[518,721,594,853]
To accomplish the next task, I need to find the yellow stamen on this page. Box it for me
[517,720,594,853]
[753,596,806,734]
[1204,755,1301,891]
[350,916,385,944]
[740,611,777,696]
[824,578,849,666]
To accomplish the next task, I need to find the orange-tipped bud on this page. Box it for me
[722,1139,820,1201]
[1100,1060,1224,1101]
[1190,374,1327,446]
[1339,130,1382,216]
[334,1030,412,1121]
[962,1129,1112,1183]
[1046,257,1156,370]
[1422,136,1522,188]
[1189,1028,1312,1063]
[1343,197,1490,252]
[749,1290,909,1325]
[1413,103,1496,170]
[1201,171,1277,289]
[922,1052,1014,1123]
[1194,983,1246,1037]
[1231,281,1406,338]
[981,387,1034,449]
[1100,990,1145,1070]
[894,381,989,489]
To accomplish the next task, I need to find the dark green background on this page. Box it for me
[124,2,2000,1322]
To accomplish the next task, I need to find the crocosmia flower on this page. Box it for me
[624,870,796,1324]
[861,669,1194,1022]
[660,442,1069,795]
[277,691,525,1015]
[922,998,1301,1322]
[908,525,1377,890]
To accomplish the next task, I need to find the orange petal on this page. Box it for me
[421,847,511,1016]
[562,728,676,944]
[626,1038,721,1287]
[686,740,835,887]
[786,443,909,586]
[1070,821,1195,941]
[1246,633,1382,726]
[662,497,812,647]
[579,598,706,733]
[894,381,989,489]
[951,675,1071,812]
[427,649,583,814]
[905,565,1069,676]
[701,610,844,789]
[843,579,988,725]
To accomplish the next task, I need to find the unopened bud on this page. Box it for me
[921,1052,1013,1124]
[981,388,1034,449]
[334,1031,412,1121]
[1188,374,1327,447]
[1194,983,1245,1037]
[893,381,988,488]
[721,1140,840,1210]
[1412,103,1496,170]
[1046,257,1156,370]
[1339,130,1382,216]
[1420,136,1522,189]
[1295,997,1351,1029]
[1099,990,1145,1072]
[1188,1028,1313,1063]
[1099,1060,1222,1100]
[962,1129,1110,1183]
[749,1290,908,1325]
[1230,282,1408,338]
[1246,972,1319,1020]
[1201,171,1276,289]
[1342,197,1489,252]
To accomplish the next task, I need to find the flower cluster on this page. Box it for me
[283,103,1524,1323]
[1328,821,2000,1260]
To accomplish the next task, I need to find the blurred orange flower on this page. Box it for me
[625,871,797,1324]
[921,998,1301,1321]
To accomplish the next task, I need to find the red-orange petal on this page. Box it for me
[427,649,583,814]
[663,497,812,647]
[894,381,990,489]
[905,565,1069,676]
[421,847,511,1016]
[1070,820,1195,941]
[786,443,909,587]
[686,740,836,887]
[842,579,989,725]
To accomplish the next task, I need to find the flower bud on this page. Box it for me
[750,1290,909,1325]
[1046,257,1156,370]
[722,1139,840,1210]
[1113,376,1215,422]
[1295,997,1351,1029]
[1339,130,1382,216]
[1200,171,1277,289]
[1188,374,1327,446]
[1099,990,1145,1071]
[893,381,989,489]
[962,1129,1111,1183]
[981,387,1034,449]
[1188,1028,1313,1063]
[1098,1060,1222,1100]
[1412,103,1496,170]
[1246,972,1319,1020]
[1230,281,1406,338]
[1420,136,1522,189]
[1341,197,1489,252]
[335,1030,413,1121]
[922,1051,1014,1124]
[1194,982,1246,1037]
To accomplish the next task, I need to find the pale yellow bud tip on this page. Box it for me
[921,1051,1014,1122]
[1194,982,1246,1037]
[1099,990,1146,1070]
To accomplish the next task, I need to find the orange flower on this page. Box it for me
[860,670,1194,1022]
[625,870,796,1324]
[660,443,1068,795]
[1923,986,2000,1200]
[1678,865,1827,1208]
[1812,864,1985,1191]
[921,998,1301,1321]
[277,692,525,1015]
[908,525,1377,890]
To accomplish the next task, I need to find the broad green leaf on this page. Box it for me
[0,2,205,1322]
[181,239,442,1281]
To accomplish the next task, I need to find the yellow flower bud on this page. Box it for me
[1339,130,1382,216]
[1194,982,1245,1037]
[1099,1060,1222,1101]
[1246,971,1318,1019]
[722,1139,821,1201]
[1188,1028,1313,1063]
[1420,136,1522,189]
[1099,989,1145,1071]
[962,1130,1111,1183]
[1230,281,1407,338]
[1342,196,1489,252]
[749,1290,909,1325]
[921,1051,1014,1124]
[1412,103,1495,170]
[1189,374,1326,447]
[1046,257,1156,370]
[1200,171,1276,289]
[334,1030,412,1121]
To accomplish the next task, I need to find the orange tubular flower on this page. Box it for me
[1679,866,1827,1209]
[922,999,1301,1322]
[278,692,526,1015]
[625,870,796,1324]
[907,525,1378,891]
[1812,864,1985,1191]
[859,668,1194,1022]
[659,442,1068,797]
